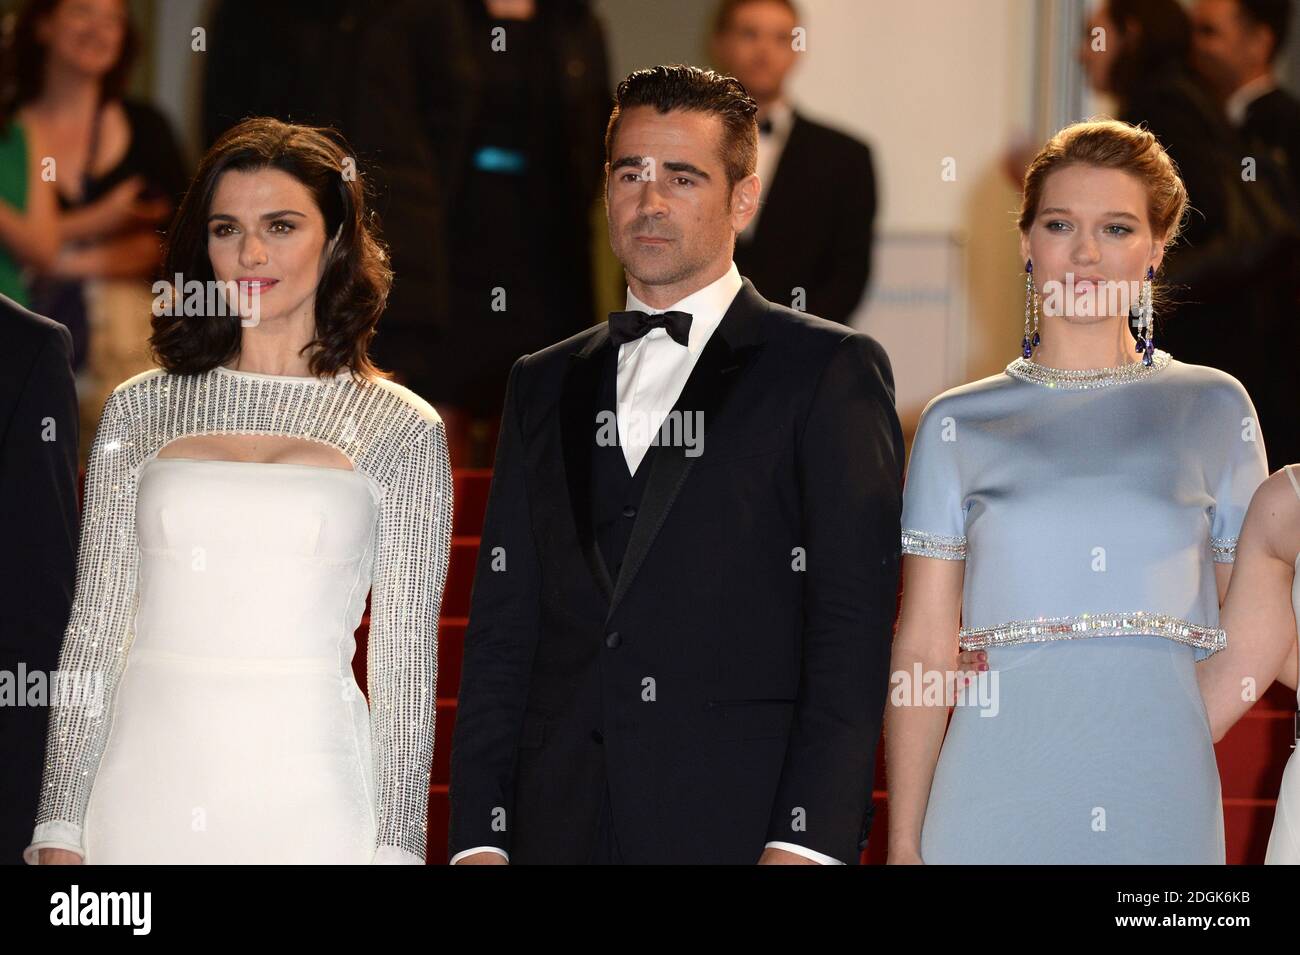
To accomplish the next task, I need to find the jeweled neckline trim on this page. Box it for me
[1004,349,1171,389]
[213,363,352,383]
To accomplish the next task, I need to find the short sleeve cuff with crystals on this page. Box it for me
[1210,536,1238,564]
[901,529,966,560]
[900,394,966,558]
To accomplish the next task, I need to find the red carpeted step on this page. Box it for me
[436,618,467,697]
[442,538,480,618]
[1262,680,1297,709]
[864,792,889,864]
[1216,707,1293,799]
[1225,798,1281,864]
[427,786,449,864]
[453,469,494,537]
[433,698,456,786]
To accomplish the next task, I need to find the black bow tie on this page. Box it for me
[608,309,693,348]
[758,118,774,135]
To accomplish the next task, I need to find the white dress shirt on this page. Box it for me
[615,260,742,474]
[741,98,795,240]
[1225,73,1278,127]
[451,260,842,866]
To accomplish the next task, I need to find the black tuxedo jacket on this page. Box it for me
[0,295,79,863]
[734,112,877,324]
[1244,87,1300,213]
[448,279,903,863]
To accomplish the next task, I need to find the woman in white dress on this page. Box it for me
[1198,466,1300,863]
[25,117,453,864]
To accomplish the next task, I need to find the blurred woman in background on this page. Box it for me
[0,0,187,459]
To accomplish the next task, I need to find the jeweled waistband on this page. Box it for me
[958,610,1225,655]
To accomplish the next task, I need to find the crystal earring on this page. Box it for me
[1022,259,1040,359]
[1135,265,1154,366]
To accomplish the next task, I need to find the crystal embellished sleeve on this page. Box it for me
[900,397,967,560]
[1209,375,1269,565]
[25,391,140,863]
[367,418,453,864]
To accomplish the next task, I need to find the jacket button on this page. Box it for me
[622,505,637,518]
[591,730,604,744]
[605,631,621,648]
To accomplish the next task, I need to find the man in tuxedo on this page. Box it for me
[1190,0,1300,470]
[1192,0,1300,205]
[0,295,79,863]
[711,0,878,324]
[448,64,903,865]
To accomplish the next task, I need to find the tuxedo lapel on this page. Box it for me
[605,280,768,620]
[560,324,616,604]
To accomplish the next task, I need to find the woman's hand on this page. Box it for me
[887,846,925,864]
[100,176,154,227]
[57,176,172,245]
[955,649,988,677]
[96,176,163,232]
[38,847,83,865]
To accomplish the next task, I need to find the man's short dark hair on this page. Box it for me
[1237,0,1293,62]
[604,64,759,194]
[710,0,801,37]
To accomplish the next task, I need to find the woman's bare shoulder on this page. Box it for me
[1243,467,1300,563]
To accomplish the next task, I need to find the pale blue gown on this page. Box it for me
[900,350,1268,863]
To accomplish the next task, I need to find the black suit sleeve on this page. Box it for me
[0,320,79,863]
[820,141,877,324]
[766,332,903,862]
[446,355,542,860]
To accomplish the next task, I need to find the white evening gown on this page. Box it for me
[1265,466,1300,864]
[26,365,450,865]
[83,458,380,863]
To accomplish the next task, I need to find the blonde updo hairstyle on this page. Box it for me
[1018,119,1190,311]
[1019,119,1188,243]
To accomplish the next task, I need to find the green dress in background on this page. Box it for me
[0,122,30,306]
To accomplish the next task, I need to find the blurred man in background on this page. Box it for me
[1191,0,1300,470]
[712,0,877,325]
[1192,0,1300,204]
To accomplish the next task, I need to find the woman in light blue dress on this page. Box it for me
[884,120,1269,864]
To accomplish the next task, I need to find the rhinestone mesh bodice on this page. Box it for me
[30,365,452,863]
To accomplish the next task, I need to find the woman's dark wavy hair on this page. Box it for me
[150,117,392,381]
[0,0,139,127]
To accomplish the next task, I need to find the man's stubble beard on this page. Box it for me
[613,224,733,291]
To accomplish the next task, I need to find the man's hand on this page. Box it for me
[757,847,819,865]
[454,851,508,865]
